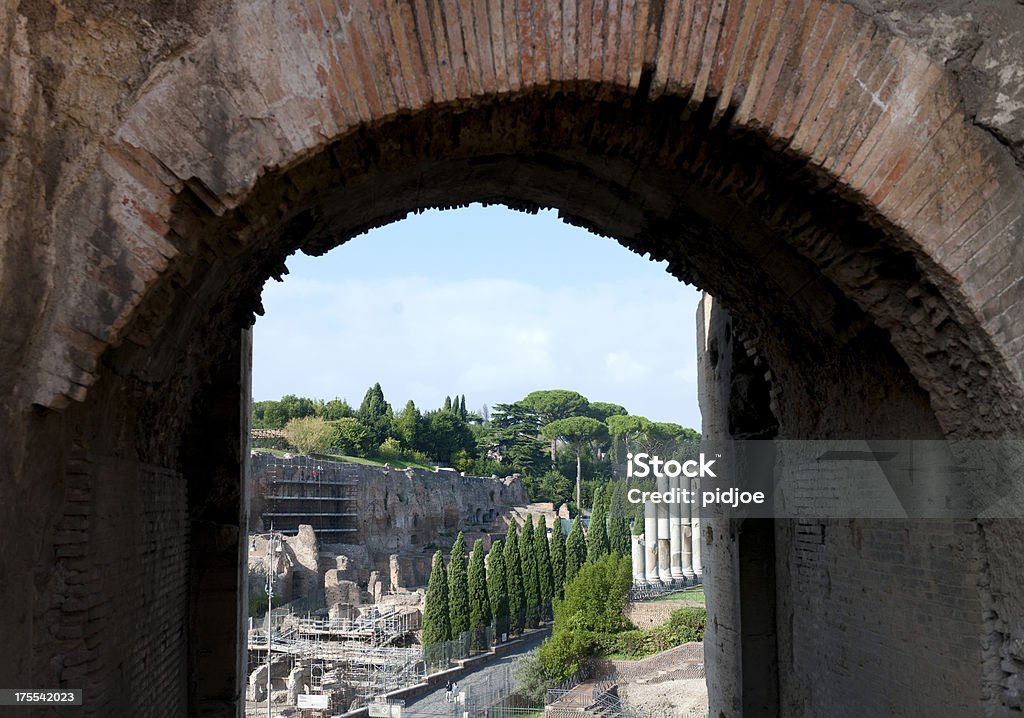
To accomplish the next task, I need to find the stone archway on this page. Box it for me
[3,1,1024,716]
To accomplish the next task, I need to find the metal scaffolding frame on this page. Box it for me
[247,604,424,712]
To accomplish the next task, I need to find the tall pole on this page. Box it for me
[266,536,274,718]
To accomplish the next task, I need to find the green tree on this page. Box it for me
[283,416,335,455]
[565,516,586,583]
[422,550,451,645]
[425,410,475,463]
[448,533,470,639]
[486,539,509,638]
[279,394,317,421]
[521,389,591,460]
[394,400,422,451]
[536,516,555,620]
[320,398,353,420]
[607,415,653,467]
[541,416,609,511]
[530,469,573,507]
[504,524,525,635]
[558,553,632,632]
[537,554,633,681]
[521,516,542,628]
[606,481,631,557]
[468,539,491,649]
[549,520,567,600]
[328,417,371,455]
[587,485,610,563]
[588,402,628,422]
[357,382,393,450]
[478,402,547,477]
[252,399,289,428]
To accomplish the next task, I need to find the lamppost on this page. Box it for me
[257,532,282,718]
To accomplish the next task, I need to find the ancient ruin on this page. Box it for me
[4,1,1024,716]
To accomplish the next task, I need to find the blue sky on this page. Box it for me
[252,204,704,428]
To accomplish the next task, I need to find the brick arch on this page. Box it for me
[12,2,1024,716]
[34,0,1024,435]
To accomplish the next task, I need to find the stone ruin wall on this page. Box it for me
[248,455,532,604]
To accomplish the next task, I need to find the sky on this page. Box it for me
[252,204,704,429]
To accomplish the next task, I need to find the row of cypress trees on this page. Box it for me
[422,487,632,649]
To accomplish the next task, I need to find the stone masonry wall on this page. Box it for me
[249,455,530,590]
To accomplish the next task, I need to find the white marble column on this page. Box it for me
[631,533,646,585]
[669,474,684,579]
[644,501,659,584]
[682,492,694,578]
[656,473,672,584]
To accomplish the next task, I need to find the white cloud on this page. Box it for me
[253,274,703,427]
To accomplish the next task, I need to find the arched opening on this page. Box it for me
[97,90,988,716]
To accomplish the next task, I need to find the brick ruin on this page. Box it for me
[247,454,536,601]
[4,2,1024,716]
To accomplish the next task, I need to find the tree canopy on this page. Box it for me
[542,416,609,511]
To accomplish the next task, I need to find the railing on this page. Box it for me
[628,576,702,602]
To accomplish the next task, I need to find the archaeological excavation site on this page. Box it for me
[4,0,1024,716]
[242,455,545,713]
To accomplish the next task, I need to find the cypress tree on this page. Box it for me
[504,524,525,634]
[423,550,451,645]
[521,515,542,628]
[536,516,555,620]
[550,519,567,599]
[448,532,470,639]
[565,515,586,584]
[587,486,610,563]
[487,539,509,638]
[607,481,631,557]
[468,539,491,650]
[444,395,452,412]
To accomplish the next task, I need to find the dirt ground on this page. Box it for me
[619,678,709,717]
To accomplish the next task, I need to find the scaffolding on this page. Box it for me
[247,604,425,712]
[252,453,362,537]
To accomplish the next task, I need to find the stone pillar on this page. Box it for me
[692,485,703,577]
[657,472,672,584]
[182,328,251,716]
[683,495,695,578]
[643,502,659,585]
[669,474,684,579]
[631,533,646,585]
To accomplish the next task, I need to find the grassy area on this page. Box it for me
[251,447,436,471]
[651,587,705,605]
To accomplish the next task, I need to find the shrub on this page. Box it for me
[538,629,600,682]
[658,606,706,645]
[555,554,632,634]
[513,652,556,703]
[283,416,335,455]
[378,437,404,460]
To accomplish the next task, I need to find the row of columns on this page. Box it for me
[630,475,702,585]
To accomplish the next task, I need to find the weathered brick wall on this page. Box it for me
[47,459,188,717]
[777,519,982,716]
